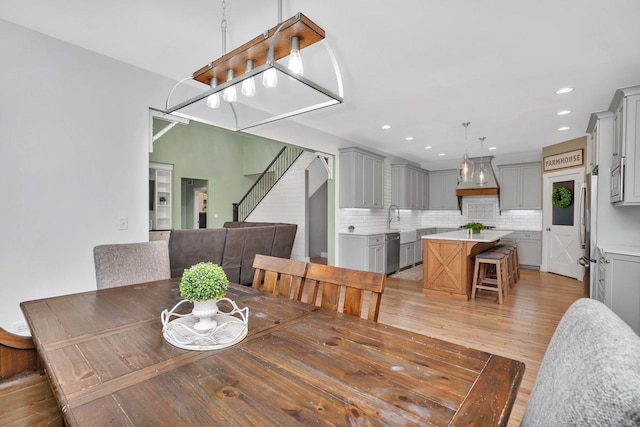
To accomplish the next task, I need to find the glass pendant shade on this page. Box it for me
[476,164,488,185]
[241,60,256,97]
[458,153,475,182]
[206,78,220,109]
[287,36,304,76]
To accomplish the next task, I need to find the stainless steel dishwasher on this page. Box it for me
[385,232,400,274]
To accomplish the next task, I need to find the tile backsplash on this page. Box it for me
[340,195,542,233]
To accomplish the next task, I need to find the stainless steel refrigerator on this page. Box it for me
[578,170,597,297]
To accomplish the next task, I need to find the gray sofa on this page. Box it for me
[521,298,640,426]
[168,222,297,285]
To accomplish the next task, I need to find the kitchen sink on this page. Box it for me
[399,229,416,244]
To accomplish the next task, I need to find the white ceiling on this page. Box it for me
[2,0,639,167]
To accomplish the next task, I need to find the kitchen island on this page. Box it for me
[422,230,514,300]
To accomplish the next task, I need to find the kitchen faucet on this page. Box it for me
[387,204,400,231]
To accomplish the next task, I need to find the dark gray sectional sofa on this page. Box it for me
[168,222,297,285]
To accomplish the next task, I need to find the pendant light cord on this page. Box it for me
[221,0,227,55]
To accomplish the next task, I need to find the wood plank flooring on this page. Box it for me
[0,267,582,426]
[380,268,585,426]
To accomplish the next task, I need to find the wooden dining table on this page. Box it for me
[21,279,524,426]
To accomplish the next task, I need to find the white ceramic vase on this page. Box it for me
[191,299,219,331]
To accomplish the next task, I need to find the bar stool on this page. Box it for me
[490,245,518,290]
[471,250,509,304]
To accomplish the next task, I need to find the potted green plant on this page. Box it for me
[180,262,229,330]
[159,196,167,205]
[348,225,355,232]
[463,221,484,234]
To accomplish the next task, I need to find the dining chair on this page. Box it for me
[302,263,386,322]
[93,241,171,289]
[251,254,308,300]
[520,298,640,426]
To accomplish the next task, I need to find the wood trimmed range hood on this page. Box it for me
[455,156,500,211]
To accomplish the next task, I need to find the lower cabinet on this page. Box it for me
[339,234,386,273]
[501,231,541,269]
[415,228,438,262]
[597,247,640,334]
[400,242,416,269]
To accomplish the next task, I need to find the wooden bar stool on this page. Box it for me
[489,245,518,290]
[471,250,509,304]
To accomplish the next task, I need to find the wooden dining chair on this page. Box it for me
[251,254,308,300]
[93,241,171,289]
[302,263,386,322]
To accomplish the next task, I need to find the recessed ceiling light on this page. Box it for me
[405,136,414,141]
[381,124,391,130]
[488,146,497,150]
[555,87,574,94]
[557,110,572,116]
[424,146,432,150]
[558,126,570,131]
[438,153,446,156]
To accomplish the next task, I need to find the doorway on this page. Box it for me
[542,168,584,280]
[181,178,208,229]
[306,157,329,263]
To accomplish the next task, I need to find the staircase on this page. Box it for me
[233,146,304,222]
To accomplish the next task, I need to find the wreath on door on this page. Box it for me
[551,187,572,208]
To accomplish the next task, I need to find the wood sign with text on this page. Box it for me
[544,149,583,171]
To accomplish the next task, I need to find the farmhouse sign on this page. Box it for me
[544,149,583,171]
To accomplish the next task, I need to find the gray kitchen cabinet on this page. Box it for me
[338,233,386,273]
[499,163,542,210]
[609,85,640,205]
[501,231,541,268]
[399,242,416,269]
[597,247,640,334]
[391,164,429,209]
[428,169,458,210]
[339,147,385,209]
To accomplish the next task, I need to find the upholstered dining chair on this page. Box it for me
[251,254,308,300]
[520,298,640,426]
[302,263,386,322]
[93,241,171,289]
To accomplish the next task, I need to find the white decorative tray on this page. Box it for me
[161,298,249,351]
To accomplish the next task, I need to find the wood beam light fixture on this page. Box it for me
[164,12,344,131]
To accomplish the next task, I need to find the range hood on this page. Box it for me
[456,156,500,197]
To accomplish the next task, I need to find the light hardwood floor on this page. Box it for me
[379,268,585,426]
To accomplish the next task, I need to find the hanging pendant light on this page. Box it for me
[476,137,488,185]
[241,60,256,97]
[287,36,304,75]
[206,77,220,109]
[458,122,475,183]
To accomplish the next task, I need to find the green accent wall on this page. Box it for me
[150,120,284,229]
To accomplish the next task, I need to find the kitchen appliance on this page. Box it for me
[578,170,598,297]
[385,232,400,275]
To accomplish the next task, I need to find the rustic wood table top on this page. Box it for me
[21,279,524,426]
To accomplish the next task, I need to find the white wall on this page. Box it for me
[0,19,175,333]
[246,152,317,261]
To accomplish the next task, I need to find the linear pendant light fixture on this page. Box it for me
[164,1,343,132]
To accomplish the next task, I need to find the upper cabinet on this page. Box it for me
[339,147,385,209]
[391,165,429,210]
[428,169,458,210]
[609,85,640,205]
[499,162,542,210]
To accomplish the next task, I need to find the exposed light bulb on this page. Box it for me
[223,69,237,103]
[458,122,474,182]
[241,59,256,97]
[262,67,278,88]
[206,77,220,109]
[288,36,303,76]
[476,137,487,185]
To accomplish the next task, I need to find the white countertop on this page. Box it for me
[597,244,640,257]
[422,229,515,243]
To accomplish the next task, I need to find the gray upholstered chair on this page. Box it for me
[520,298,640,426]
[93,241,171,289]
